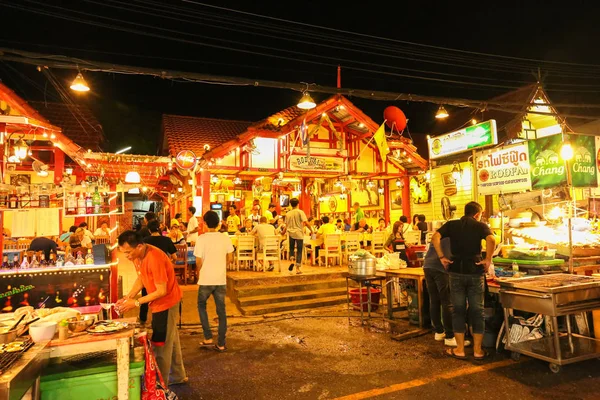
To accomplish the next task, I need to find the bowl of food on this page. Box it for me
[29,321,57,343]
[66,315,96,333]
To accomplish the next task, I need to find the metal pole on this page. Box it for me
[472,149,479,202]
[566,159,574,275]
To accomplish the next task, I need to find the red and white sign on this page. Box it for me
[175,150,197,170]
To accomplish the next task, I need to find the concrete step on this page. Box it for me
[241,294,348,316]
[239,286,349,307]
[230,271,348,288]
[235,278,348,298]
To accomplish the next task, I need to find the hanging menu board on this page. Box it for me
[36,208,60,236]
[11,210,36,238]
[9,209,59,237]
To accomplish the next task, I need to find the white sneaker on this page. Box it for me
[444,338,472,347]
[434,332,446,341]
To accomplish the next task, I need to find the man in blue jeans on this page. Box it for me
[194,211,234,352]
[431,201,495,361]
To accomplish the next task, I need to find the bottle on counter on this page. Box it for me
[77,192,86,215]
[75,251,84,265]
[30,186,40,208]
[512,261,519,273]
[11,255,18,269]
[48,253,56,267]
[85,192,93,214]
[0,191,7,208]
[40,254,48,267]
[20,190,30,208]
[1,256,8,270]
[93,186,102,214]
[20,257,29,269]
[66,192,77,214]
[56,254,64,267]
[9,191,18,209]
[31,254,40,268]
[85,249,94,265]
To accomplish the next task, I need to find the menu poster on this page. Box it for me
[36,208,60,236]
[11,210,36,238]
[528,135,567,190]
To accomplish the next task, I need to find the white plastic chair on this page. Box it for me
[236,236,256,271]
[425,232,434,245]
[256,235,281,272]
[344,232,361,260]
[371,231,387,257]
[318,234,342,268]
[404,230,421,245]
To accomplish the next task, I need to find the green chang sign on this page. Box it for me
[570,135,598,187]
[429,120,498,160]
[528,134,567,190]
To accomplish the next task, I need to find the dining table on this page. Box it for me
[304,232,374,265]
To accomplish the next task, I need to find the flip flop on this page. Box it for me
[446,348,468,360]
[474,350,489,361]
[170,377,189,385]
[214,344,227,353]
[199,340,214,347]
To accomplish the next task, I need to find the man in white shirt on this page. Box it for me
[194,211,234,352]
[285,198,308,274]
[251,216,277,271]
[185,206,199,245]
[249,206,261,227]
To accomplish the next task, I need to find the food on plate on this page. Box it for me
[87,321,127,334]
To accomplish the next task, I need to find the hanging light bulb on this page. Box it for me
[297,92,316,110]
[334,178,342,187]
[188,179,194,185]
[125,171,141,183]
[14,138,28,159]
[171,193,175,198]
[367,180,375,188]
[178,187,183,192]
[233,176,242,185]
[396,178,402,188]
[471,118,478,125]
[377,187,384,195]
[70,72,90,92]
[560,142,574,160]
[435,105,449,119]
[142,186,148,192]
[211,175,219,184]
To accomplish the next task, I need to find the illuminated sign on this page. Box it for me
[429,120,498,160]
[175,150,197,170]
[289,155,345,173]
[476,143,531,195]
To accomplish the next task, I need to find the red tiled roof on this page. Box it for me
[29,101,105,151]
[250,105,306,131]
[162,115,252,156]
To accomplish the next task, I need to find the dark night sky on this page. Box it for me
[1,1,600,155]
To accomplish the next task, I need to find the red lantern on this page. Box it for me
[384,106,407,131]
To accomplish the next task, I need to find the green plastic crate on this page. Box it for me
[40,359,145,400]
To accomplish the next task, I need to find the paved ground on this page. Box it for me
[166,293,600,400]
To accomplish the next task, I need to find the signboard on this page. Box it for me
[571,135,597,188]
[175,150,197,170]
[475,143,532,195]
[528,134,567,190]
[429,120,498,160]
[289,155,344,173]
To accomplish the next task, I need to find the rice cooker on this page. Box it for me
[348,253,378,277]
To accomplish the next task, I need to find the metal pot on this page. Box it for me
[0,328,17,344]
[348,254,378,276]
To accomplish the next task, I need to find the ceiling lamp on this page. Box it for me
[334,178,343,187]
[211,175,219,184]
[14,138,28,159]
[125,171,141,183]
[233,176,242,185]
[377,186,384,195]
[128,187,140,194]
[395,178,403,188]
[70,73,90,92]
[435,105,449,119]
[297,92,316,110]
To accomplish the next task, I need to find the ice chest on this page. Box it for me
[40,359,144,400]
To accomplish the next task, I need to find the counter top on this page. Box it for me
[0,340,49,400]
[0,262,117,276]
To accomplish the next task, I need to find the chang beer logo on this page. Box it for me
[571,135,597,187]
[573,147,594,174]
[532,150,563,177]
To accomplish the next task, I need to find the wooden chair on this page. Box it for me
[173,244,188,285]
[17,240,31,250]
[344,232,361,260]
[425,232,434,245]
[236,236,256,271]
[404,230,421,245]
[371,231,387,257]
[95,236,111,245]
[256,235,281,272]
[3,241,17,250]
[318,234,342,268]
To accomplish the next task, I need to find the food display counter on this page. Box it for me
[0,263,115,312]
[0,340,49,400]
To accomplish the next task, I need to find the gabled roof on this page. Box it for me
[431,84,540,140]
[29,101,105,152]
[162,115,252,157]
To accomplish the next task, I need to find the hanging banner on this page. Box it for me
[475,143,532,195]
[528,135,567,190]
[570,135,597,187]
[429,120,498,160]
[596,136,600,190]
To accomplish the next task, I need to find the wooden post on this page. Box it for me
[53,148,64,186]
[383,179,390,223]
[402,175,411,219]
[198,170,211,215]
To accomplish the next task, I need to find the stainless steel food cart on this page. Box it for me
[499,274,600,373]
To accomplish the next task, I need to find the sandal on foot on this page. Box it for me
[170,377,189,385]
[199,340,214,347]
[214,344,227,353]
[474,350,489,361]
[446,348,467,360]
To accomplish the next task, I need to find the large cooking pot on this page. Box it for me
[348,253,378,276]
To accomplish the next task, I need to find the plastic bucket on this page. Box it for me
[349,287,381,312]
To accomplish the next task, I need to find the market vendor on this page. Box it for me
[116,230,187,387]
[384,221,408,263]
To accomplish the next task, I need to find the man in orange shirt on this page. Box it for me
[116,231,187,387]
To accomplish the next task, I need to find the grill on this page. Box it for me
[499,274,600,373]
[0,339,34,375]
